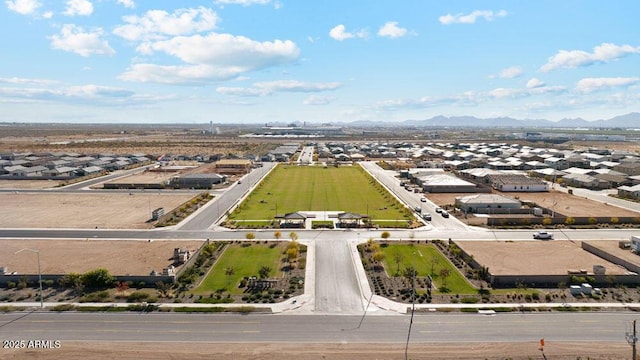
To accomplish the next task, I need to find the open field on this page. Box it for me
[2,341,630,360]
[193,242,286,295]
[0,179,62,189]
[0,192,193,229]
[229,165,411,222]
[456,240,628,276]
[427,189,639,218]
[1,239,203,275]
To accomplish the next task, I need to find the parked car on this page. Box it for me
[441,210,450,218]
[422,213,432,221]
[414,206,421,213]
[533,231,553,240]
[420,197,426,202]
[435,207,443,213]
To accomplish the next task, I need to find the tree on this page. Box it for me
[565,217,575,226]
[393,253,404,276]
[224,267,235,286]
[258,266,271,279]
[245,232,255,240]
[289,232,298,241]
[430,255,440,276]
[60,273,84,295]
[286,247,299,263]
[274,231,282,240]
[439,268,451,289]
[381,231,390,240]
[372,250,385,265]
[81,268,115,289]
[156,281,171,298]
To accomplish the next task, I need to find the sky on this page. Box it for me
[1,0,639,124]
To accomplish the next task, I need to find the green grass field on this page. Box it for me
[379,243,476,294]
[228,165,411,223]
[192,243,283,295]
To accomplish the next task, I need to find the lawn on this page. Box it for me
[192,242,284,295]
[228,165,411,223]
[379,243,476,294]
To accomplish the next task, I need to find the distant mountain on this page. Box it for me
[349,112,640,128]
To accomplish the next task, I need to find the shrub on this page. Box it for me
[127,291,150,303]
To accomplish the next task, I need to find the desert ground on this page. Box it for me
[1,341,631,359]
[0,180,63,189]
[2,239,204,275]
[456,240,628,275]
[0,192,193,229]
[428,189,639,218]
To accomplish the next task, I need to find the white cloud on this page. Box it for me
[329,24,367,41]
[0,84,134,104]
[439,10,507,25]
[214,0,271,6]
[116,0,134,9]
[304,95,334,105]
[575,77,640,93]
[64,0,93,16]
[0,77,58,86]
[6,0,41,15]
[49,24,115,57]
[540,43,640,72]
[526,78,545,88]
[377,21,408,39]
[492,66,523,79]
[120,34,299,84]
[113,7,219,42]
[216,80,341,96]
[216,86,270,96]
[255,80,341,92]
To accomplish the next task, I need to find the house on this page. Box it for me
[618,184,640,199]
[215,159,252,175]
[455,194,521,214]
[487,174,549,192]
[170,173,226,189]
[561,173,608,189]
[614,162,640,176]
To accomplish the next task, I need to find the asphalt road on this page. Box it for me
[314,236,364,314]
[0,312,632,343]
[177,162,276,231]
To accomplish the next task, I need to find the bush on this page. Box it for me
[79,290,111,303]
[127,291,150,303]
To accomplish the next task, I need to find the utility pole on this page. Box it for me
[627,319,637,360]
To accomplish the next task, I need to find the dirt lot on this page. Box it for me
[0,192,193,229]
[1,239,203,275]
[584,240,640,267]
[428,189,639,218]
[2,341,630,359]
[457,240,628,275]
[0,180,63,189]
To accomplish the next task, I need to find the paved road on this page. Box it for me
[314,236,364,314]
[359,162,469,232]
[0,312,632,343]
[177,162,276,231]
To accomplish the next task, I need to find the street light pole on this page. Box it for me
[15,248,43,309]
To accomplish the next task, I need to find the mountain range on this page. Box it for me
[349,112,640,128]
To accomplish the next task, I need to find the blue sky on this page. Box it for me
[1,0,639,124]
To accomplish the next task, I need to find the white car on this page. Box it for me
[533,231,553,240]
[435,207,443,213]
[420,197,426,202]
